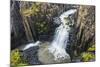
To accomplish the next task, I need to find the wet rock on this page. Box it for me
[73,6,95,55]
[38,42,71,64]
[21,46,42,65]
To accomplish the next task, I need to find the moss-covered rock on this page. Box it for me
[81,52,95,62]
[80,44,95,62]
[88,45,95,52]
[11,49,28,67]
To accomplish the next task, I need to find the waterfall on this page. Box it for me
[22,9,77,62]
[48,9,77,61]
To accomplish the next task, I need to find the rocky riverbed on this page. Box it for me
[17,42,81,65]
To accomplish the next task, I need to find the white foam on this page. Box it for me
[48,9,76,61]
[23,41,41,50]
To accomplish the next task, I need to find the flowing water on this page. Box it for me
[22,9,77,62]
[48,9,77,61]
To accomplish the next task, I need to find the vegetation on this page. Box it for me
[35,21,49,34]
[21,3,41,17]
[81,52,95,62]
[20,3,50,35]
[81,45,95,62]
[11,49,28,67]
[88,45,95,52]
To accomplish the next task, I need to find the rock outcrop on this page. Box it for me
[73,6,95,55]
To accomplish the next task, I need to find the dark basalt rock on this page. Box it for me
[21,46,42,65]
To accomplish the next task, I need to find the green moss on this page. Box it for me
[40,24,44,27]
[21,3,41,17]
[43,22,46,24]
[88,45,95,52]
[80,44,95,62]
[11,49,28,67]
[35,21,48,34]
[81,52,95,62]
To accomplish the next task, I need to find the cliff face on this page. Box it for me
[73,6,95,55]
[11,1,27,49]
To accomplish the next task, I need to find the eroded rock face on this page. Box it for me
[73,6,95,55]
[38,42,71,64]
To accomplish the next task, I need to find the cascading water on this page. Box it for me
[23,9,77,63]
[48,9,77,61]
